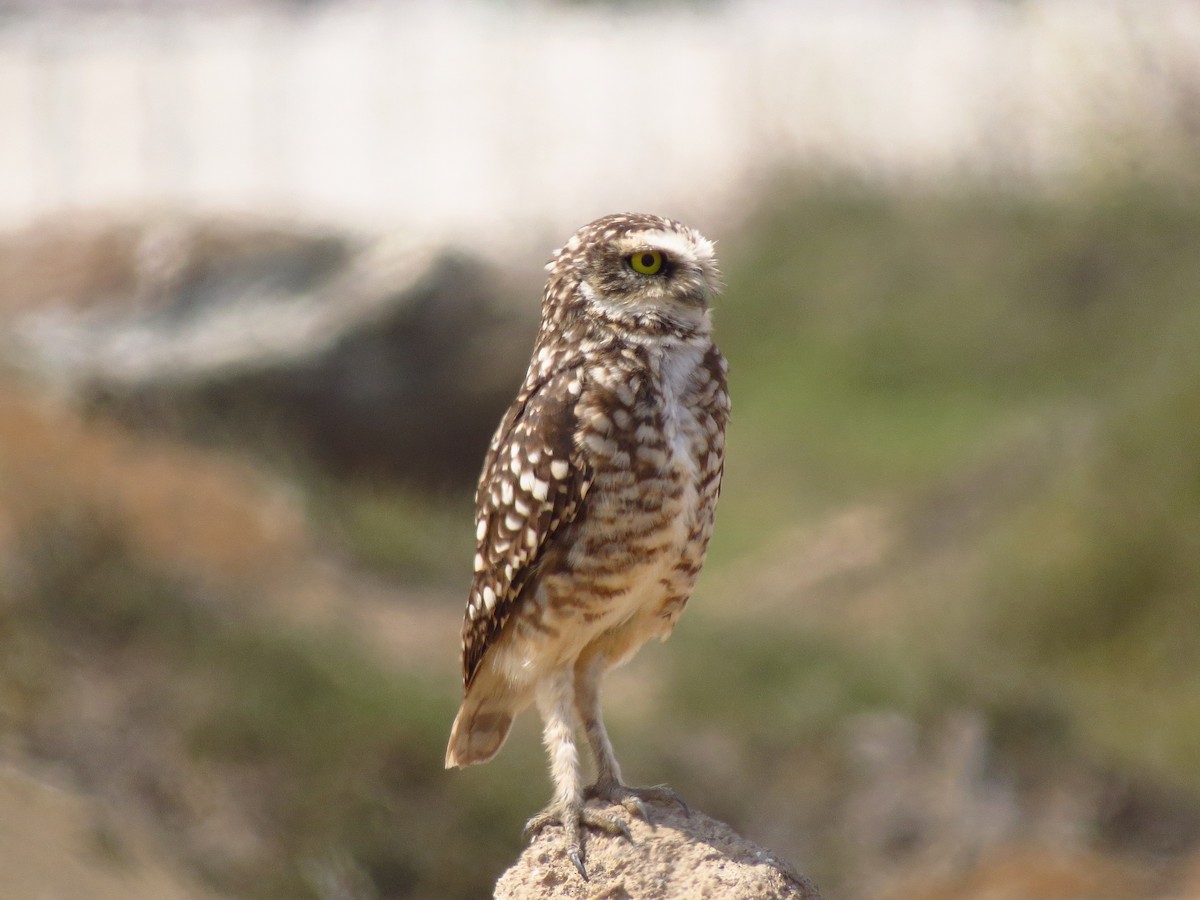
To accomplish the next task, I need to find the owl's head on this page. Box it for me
[547,213,721,337]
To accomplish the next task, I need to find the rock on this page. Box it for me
[495,802,821,900]
[1,213,532,484]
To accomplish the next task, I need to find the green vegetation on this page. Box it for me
[306,476,475,582]
[700,180,1200,790]
[714,184,1200,546]
[664,622,942,745]
[982,335,1200,785]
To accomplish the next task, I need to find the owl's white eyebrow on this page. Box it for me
[620,228,708,264]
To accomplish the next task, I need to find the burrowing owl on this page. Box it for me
[445,213,729,878]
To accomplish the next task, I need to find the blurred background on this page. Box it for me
[1,0,1199,897]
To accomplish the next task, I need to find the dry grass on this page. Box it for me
[0,379,308,586]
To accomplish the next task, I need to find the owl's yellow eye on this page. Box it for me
[629,251,664,275]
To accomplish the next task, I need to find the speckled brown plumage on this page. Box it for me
[445,213,729,879]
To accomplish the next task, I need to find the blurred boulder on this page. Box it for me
[0,214,532,485]
[495,803,820,900]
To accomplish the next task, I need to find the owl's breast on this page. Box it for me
[493,337,727,680]
[561,340,722,617]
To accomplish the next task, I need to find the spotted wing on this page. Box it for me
[461,366,591,687]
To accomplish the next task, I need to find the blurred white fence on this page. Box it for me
[1,1,1198,245]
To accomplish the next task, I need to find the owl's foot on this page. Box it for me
[585,779,690,822]
[523,799,634,881]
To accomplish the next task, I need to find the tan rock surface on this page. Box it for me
[495,802,820,900]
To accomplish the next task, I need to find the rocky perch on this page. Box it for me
[495,802,821,900]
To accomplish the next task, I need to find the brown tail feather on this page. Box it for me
[445,696,516,768]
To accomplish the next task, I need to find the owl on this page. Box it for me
[445,213,729,879]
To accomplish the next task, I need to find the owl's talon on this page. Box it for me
[587,780,688,826]
[569,849,588,881]
[523,799,636,879]
[581,805,637,840]
[647,783,689,815]
[613,818,634,843]
[522,812,553,841]
[622,796,650,822]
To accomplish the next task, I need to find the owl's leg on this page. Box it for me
[523,671,631,880]
[573,653,689,820]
